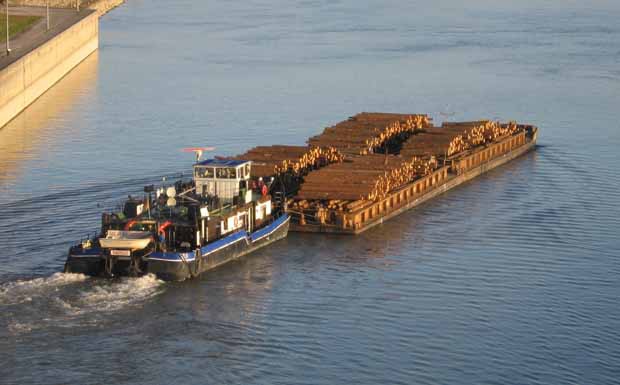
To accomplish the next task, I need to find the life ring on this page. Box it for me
[124,219,138,231]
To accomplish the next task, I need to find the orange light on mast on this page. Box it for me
[182,147,216,161]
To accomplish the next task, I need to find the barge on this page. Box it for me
[65,112,537,280]
[65,158,289,281]
[234,113,538,234]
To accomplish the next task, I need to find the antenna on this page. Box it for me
[439,104,456,119]
[183,147,216,161]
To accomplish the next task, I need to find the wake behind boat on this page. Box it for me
[65,158,290,281]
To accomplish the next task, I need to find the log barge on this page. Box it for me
[63,112,536,281]
[235,113,538,234]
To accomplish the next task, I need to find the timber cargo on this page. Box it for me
[234,112,538,234]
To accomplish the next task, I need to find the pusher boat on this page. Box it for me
[65,158,289,281]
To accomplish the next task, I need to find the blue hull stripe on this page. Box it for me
[250,214,289,242]
[149,214,289,263]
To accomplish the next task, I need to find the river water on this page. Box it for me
[1,0,619,384]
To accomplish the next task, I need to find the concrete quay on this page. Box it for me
[0,7,93,70]
[0,1,124,129]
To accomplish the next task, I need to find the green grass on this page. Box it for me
[0,13,41,43]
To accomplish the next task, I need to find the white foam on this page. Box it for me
[78,274,164,312]
[0,272,89,305]
[8,321,33,335]
[52,296,81,316]
[2,274,165,336]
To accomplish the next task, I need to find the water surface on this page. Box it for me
[1,0,619,384]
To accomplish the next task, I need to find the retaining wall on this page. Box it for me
[0,10,98,128]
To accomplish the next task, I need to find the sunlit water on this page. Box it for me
[1,0,619,384]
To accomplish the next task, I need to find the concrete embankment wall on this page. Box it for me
[0,11,98,128]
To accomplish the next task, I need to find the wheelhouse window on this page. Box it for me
[195,167,215,178]
[216,168,237,179]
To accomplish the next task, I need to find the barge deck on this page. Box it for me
[234,113,538,235]
[291,130,537,234]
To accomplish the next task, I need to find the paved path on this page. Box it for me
[0,6,93,70]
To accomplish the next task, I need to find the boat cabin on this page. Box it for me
[193,159,252,204]
[95,157,278,255]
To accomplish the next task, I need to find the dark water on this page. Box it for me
[1,0,620,383]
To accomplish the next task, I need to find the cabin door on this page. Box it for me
[244,210,251,233]
[248,207,253,233]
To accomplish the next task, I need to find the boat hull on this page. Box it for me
[64,247,104,276]
[65,214,290,281]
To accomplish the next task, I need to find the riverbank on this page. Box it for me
[0,0,124,128]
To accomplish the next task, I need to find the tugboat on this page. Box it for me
[65,157,290,281]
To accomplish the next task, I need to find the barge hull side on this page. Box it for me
[290,138,537,234]
[65,216,290,281]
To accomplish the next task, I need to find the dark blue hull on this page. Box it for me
[65,214,290,281]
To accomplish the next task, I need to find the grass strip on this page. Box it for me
[0,13,42,43]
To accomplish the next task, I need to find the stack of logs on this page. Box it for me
[399,126,465,158]
[308,112,431,155]
[398,120,521,158]
[446,121,519,156]
[233,145,344,178]
[367,156,438,201]
[236,116,525,225]
[274,146,344,177]
[295,154,436,202]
